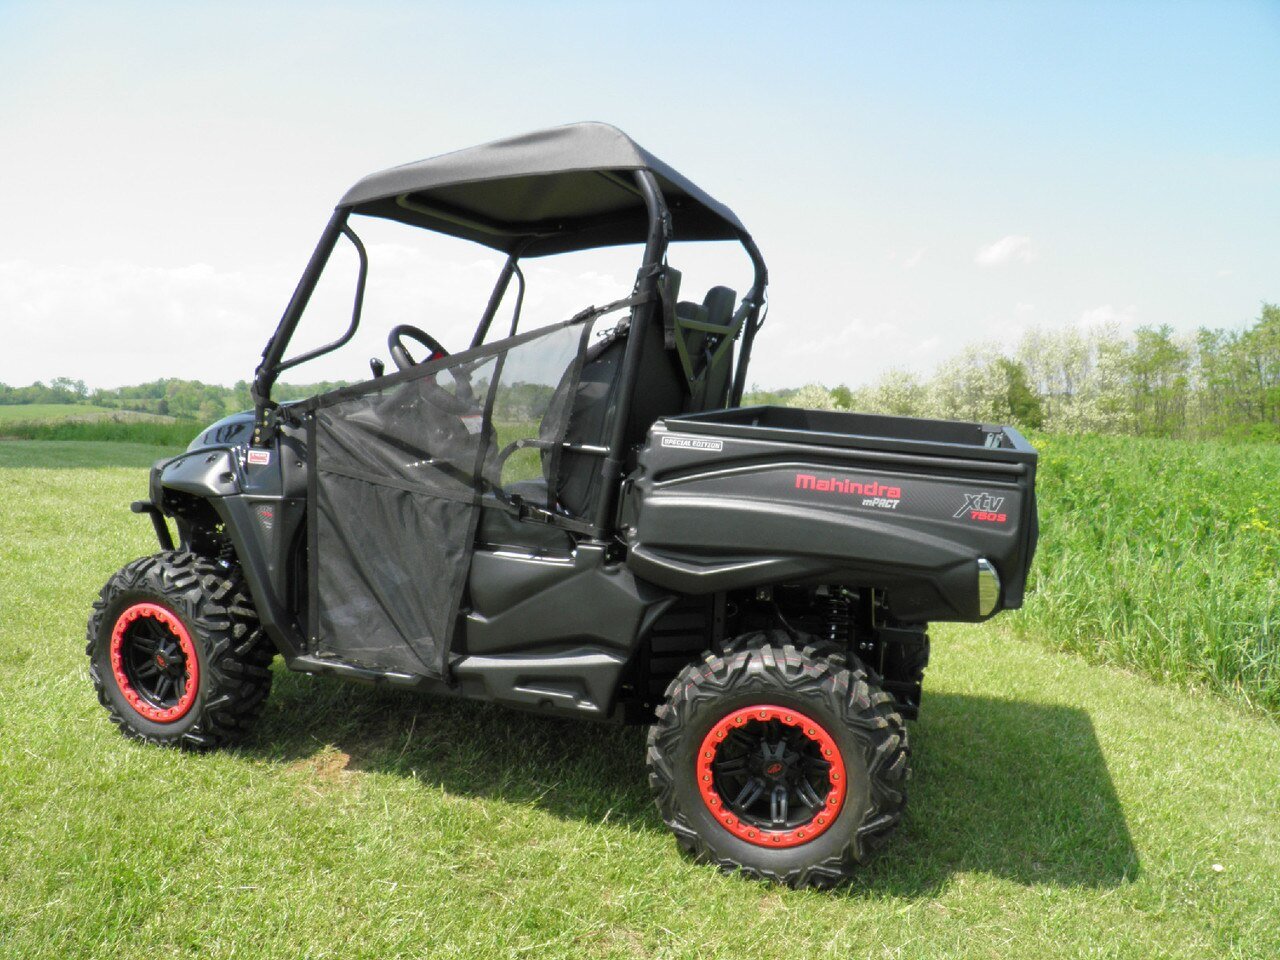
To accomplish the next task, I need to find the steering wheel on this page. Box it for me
[388,324,448,372]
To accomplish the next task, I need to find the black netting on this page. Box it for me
[482,319,593,508]
[305,316,598,678]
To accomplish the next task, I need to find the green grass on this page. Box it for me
[0,403,175,422]
[0,402,115,421]
[1,440,1278,958]
[1013,433,1280,713]
[0,418,200,446]
[0,403,196,445]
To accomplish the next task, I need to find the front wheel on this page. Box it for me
[86,551,275,750]
[646,630,909,888]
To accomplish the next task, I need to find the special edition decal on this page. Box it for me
[955,492,1007,523]
[794,473,902,511]
[661,434,724,452]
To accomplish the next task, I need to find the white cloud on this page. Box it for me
[0,258,288,388]
[780,318,899,359]
[910,335,941,356]
[975,235,1036,267]
[902,247,926,269]
[1078,303,1138,329]
[0,254,628,389]
[883,247,926,269]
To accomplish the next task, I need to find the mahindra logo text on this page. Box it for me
[956,492,1007,523]
[794,473,902,510]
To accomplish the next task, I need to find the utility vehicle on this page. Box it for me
[88,123,1038,887]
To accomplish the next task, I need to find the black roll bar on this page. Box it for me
[505,263,526,338]
[590,169,671,536]
[250,209,347,446]
[729,234,769,406]
[470,254,518,349]
[275,224,368,375]
[251,187,768,496]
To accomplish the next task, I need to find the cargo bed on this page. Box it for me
[623,406,1039,623]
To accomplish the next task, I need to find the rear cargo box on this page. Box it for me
[623,406,1038,623]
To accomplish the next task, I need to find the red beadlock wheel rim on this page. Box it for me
[697,704,847,848]
[109,602,200,723]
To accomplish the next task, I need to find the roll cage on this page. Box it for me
[247,123,767,537]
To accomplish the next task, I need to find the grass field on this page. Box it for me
[0,403,117,421]
[0,403,175,423]
[0,407,199,446]
[1014,434,1280,713]
[0,403,193,446]
[1,439,1278,958]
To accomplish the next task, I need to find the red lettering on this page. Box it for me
[794,473,903,503]
[970,511,1008,523]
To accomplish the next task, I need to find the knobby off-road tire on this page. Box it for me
[880,626,930,720]
[86,550,274,750]
[646,630,909,888]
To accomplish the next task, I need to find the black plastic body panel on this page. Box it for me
[462,543,673,656]
[152,417,310,659]
[623,408,1038,623]
[286,542,674,721]
[671,405,1036,463]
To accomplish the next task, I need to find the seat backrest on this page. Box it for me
[553,313,686,519]
[539,273,742,521]
[674,285,738,412]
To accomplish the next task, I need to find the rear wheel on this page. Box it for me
[86,551,274,750]
[646,630,909,887]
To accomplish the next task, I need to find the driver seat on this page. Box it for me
[475,304,686,554]
[553,308,685,520]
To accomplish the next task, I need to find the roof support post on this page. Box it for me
[470,254,519,349]
[729,234,769,406]
[250,208,347,446]
[591,169,670,536]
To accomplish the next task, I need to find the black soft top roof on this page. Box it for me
[339,122,750,257]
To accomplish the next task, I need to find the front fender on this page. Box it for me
[146,439,307,661]
[156,448,241,501]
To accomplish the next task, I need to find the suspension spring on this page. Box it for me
[823,590,852,647]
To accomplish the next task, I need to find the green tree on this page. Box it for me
[994,358,1044,430]
[1125,325,1189,437]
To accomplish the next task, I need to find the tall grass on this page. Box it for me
[1015,433,1280,712]
[0,417,200,446]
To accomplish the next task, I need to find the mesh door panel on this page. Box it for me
[306,316,595,678]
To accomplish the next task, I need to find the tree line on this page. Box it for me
[4,303,1278,439]
[0,378,348,422]
[750,303,1280,440]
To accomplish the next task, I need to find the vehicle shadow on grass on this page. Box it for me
[248,670,1138,897]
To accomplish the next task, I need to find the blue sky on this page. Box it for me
[1,1,1276,388]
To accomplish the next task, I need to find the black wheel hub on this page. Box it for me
[710,717,834,831]
[121,619,189,708]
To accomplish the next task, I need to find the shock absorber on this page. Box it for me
[217,529,238,565]
[822,588,852,648]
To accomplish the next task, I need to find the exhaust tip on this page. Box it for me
[977,558,1001,616]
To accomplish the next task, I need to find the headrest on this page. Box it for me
[702,286,737,327]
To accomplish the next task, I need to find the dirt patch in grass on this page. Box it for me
[290,745,358,792]
[580,926,647,958]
